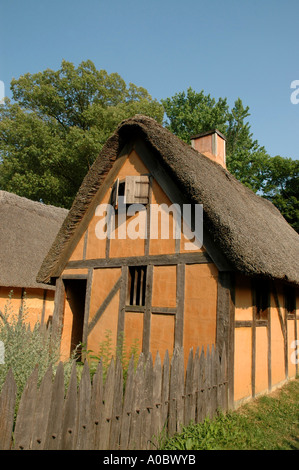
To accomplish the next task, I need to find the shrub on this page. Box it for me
[0,293,62,404]
[82,329,141,382]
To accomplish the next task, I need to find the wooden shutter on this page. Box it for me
[125,176,149,204]
[111,178,119,208]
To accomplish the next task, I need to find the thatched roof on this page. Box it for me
[37,115,299,286]
[0,191,68,289]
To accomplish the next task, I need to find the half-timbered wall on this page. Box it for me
[234,274,298,406]
[58,149,218,366]
[53,144,298,407]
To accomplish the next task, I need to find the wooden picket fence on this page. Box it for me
[0,345,228,450]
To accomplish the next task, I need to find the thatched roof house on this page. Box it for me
[0,190,68,290]
[0,191,68,324]
[35,115,299,408]
[38,114,299,287]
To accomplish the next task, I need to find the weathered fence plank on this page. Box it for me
[161,350,170,432]
[0,369,16,450]
[197,346,206,423]
[150,352,162,447]
[44,362,65,450]
[211,345,218,419]
[109,356,123,450]
[0,345,228,450]
[141,353,154,449]
[31,365,54,450]
[220,343,228,412]
[184,348,194,426]
[13,366,39,450]
[76,360,91,450]
[192,347,200,424]
[168,348,184,436]
[59,362,77,450]
[119,356,135,450]
[128,353,145,450]
[98,357,115,450]
[91,361,104,450]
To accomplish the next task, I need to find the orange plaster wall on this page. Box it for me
[108,150,149,259]
[67,148,209,262]
[23,288,53,327]
[86,150,149,261]
[150,313,175,364]
[152,265,176,308]
[86,191,110,260]
[270,291,286,386]
[235,275,253,322]
[183,264,218,357]
[118,149,150,179]
[69,231,86,261]
[62,268,89,276]
[124,311,143,360]
[255,327,268,395]
[0,286,54,327]
[149,179,176,256]
[234,327,252,402]
[179,228,205,254]
[0,286,23,314]
[87,268,121,355]
[287,318,296,378]
[109,212,146,258]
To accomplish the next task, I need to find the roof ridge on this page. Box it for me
[0,190,68,220]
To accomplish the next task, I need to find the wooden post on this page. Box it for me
[0,369,16,450]
[175,264,185,348]
[142,265,153,355]
[216,271,235,409]
[52,277,65,338]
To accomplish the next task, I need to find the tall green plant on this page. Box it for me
[83,329,141,382]
[0,293,62,403]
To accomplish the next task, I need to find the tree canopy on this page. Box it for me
[0,63,297,231]
[0,60,164,208]
[162,89,298,231]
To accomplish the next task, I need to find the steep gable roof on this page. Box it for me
[37,115,299,286]
[0,191,68,289]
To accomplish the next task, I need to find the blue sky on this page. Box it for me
[1,0,299,159]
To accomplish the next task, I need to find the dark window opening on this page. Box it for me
[255,280,269,320]
[127,266,147,307]
[285,286,296,316]
[118,181,125,197]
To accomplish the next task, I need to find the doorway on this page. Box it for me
[63,278,87,360]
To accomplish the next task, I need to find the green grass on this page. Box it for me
[160,378,299,450]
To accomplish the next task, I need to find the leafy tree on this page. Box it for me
[0,60,164,208]
[161,87,229,142]
[262,156,299,232]
[162,89,298,231]
[225,98,271,193]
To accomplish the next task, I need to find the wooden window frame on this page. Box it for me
[111,176,150,208]
[126,265,147,308]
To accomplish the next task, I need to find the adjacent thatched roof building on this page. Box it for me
[0,191,68,290]
[37,115,299,286]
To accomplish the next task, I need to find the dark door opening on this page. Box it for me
[64,279,87,360]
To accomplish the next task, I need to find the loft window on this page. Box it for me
[254,280,269,320]
[111,176,150,208]
[285,286,296,316]
[127,266,147,307]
